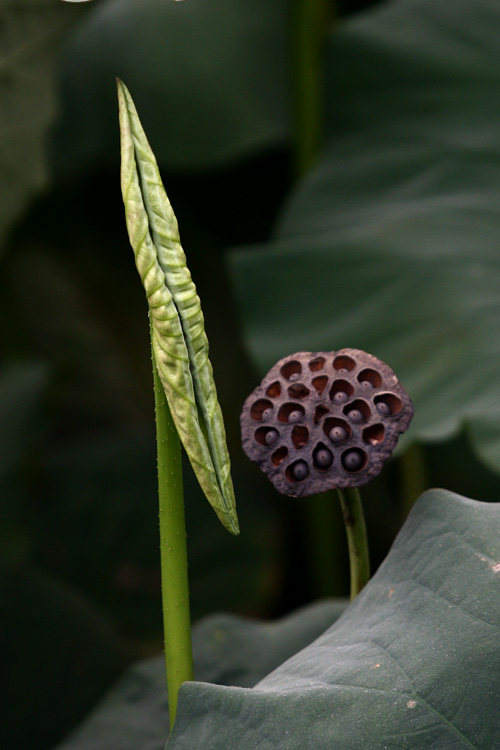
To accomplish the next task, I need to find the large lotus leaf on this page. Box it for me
[167,490,500,749]
[52,0,289,175]
[52,600,346,749]
[0,0,85,249]
[229,0,500,474]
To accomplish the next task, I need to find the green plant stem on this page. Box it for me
[152,327,194,730]
[337,487,370,599]
[290,0,334,178]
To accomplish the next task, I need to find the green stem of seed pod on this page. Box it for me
[337,487,370,599]
[151,322,194,730]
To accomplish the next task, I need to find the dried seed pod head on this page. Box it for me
[241,349,413,497]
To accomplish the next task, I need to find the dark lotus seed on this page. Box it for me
[376,402,391,416]
[333,391,348,404]
[329,426,348,443]
[342,450,364,471]
[288,410,303,422]
[292,460,309,481]
[314,448,333,469]
[265,429,279,446]
[347,409,363,423]
[262,408,273,420]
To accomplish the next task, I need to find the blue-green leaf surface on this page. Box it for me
[118,80,238,534]
[229,0,500,474]
[168,491,500,748]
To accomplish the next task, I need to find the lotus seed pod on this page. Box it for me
[240,349,413,497]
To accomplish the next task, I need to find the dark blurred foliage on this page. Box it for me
[3,0,500,748]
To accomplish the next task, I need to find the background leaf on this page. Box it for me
[0,0,85,248]
[53,0,289,176]
[167,490,500,749]
[229,0,500,474]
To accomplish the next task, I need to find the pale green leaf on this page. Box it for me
[117,79,238,534]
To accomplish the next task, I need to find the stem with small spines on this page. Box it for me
[151,322,194,729]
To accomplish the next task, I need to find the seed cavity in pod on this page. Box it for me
[288,383,310,399]
[313,446,333,470]
[330,379,354,404]
[342,449,366,472]
[347,409,363,423]
[375,393,402,416]
[266,381,281,398]
[309,356,325,372]
[333,355,356,371]
[358,368,382,388]
[254,427,280,447]
[291,425,309,449]
[324,417,351,444]
[291,460,309,481]
[376,402,391,416]
[329,426,348,443]
[278,403,305,423]
[265,429,279,446]
[280,360,302,380]
[333,391,348,404]
[250,399,274,421]
[363,424,385,446]
[272,446,288,467]
[344,399,371,423]
[312,375,328,395]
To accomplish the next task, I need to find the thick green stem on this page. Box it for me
[337,487,370,600]
[152,328,194,730]
[290,0,333,177]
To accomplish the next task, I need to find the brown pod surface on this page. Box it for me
[240,349,413,497]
